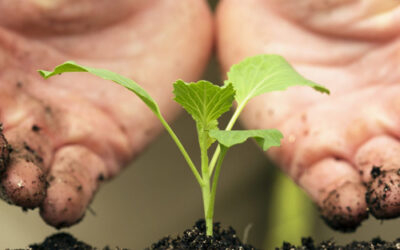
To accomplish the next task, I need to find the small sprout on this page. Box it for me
[39,54,329,237]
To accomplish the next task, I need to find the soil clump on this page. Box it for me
[147,220,256,250]
[278,237,400,250]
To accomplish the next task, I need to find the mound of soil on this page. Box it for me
[29,221,253,250]
[27,226,400,250]
[147,220,256,250]
[29,232,92,250]
[278,237,400,250]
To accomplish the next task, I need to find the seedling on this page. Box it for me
[39,54,329,237]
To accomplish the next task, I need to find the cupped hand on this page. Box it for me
[217,0,400,231]
[0,0,212,228]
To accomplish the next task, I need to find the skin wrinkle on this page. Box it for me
[245,1,377,66]
[0,0,156,36]
[268,0,400,40]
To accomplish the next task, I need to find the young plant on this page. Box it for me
[38,54,329,237]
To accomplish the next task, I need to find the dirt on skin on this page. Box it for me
[319,165,400,232]
[319,185,368,232]
[277,237,400,250]
[366,166,400,219]
[147,220,256,250]
[0,123,11,173]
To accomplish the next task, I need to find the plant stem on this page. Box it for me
[202,177,212,236]
[208,100,248,175]
[207,147,227,231]
[208,146,221,177]
[225,100,247,131]
[157,114,203,186]
[199,130,213,236]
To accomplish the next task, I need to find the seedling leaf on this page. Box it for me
[38,61,160,114]
[39,61,204,187]
[209,129,283,151]
[173,80,235,148]
[226,54,330,105]
[173,80,235,128]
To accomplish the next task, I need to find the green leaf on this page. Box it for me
[38,61,160,114]
[173,80,235,130]
[226,54,329,105]
[39,61,205,187]
[209,129,283,151]
[173,80,235,149]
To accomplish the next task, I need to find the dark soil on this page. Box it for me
[27,221,400,250]
[370,166,382,179]
[146,219,256,250]
[29,232,129,250]
[29,232,92,250]
[28,221,253,250]
[277,237,400,250]
[26,226,400,250]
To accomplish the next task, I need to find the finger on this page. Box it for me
[0,87,56,208]
[216,0,400,231]
[40,145,107,228]
[298,158,367,231]
[0,158,46,208]
[354,136,400,218]
[1,119,54,208]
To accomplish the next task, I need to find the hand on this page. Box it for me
[0,0,212,228]
[217,0,400,231]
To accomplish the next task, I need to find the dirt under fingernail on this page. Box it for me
[366,168,400,219]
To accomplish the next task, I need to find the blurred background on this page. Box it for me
[1,1,399,249]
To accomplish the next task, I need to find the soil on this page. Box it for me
[365,166,400,219]
[277,237,400,250]
[27,225,400,250]
[28,220,254,250]
[146,219,256,250]
[29,232,93,250]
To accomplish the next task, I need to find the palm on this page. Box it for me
[0,0,212,227]
[217,0,400,230]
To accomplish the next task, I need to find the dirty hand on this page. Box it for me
[217,0,400,231]
[0,0,212,228]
